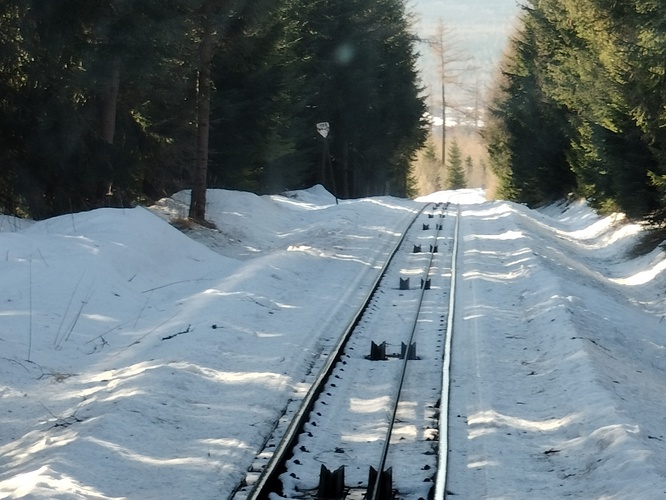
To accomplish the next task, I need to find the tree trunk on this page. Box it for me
[100,58,120,145]
[189,3,214,223]
[319,138,327,186]
[342,139,350,198]
[441,80,446,164]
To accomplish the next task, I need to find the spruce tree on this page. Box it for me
[0,0,429,216]
[445,139,466,190]
[485,0,666,220]
[485,3,575,206]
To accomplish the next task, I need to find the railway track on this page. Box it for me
[232,202,461,500]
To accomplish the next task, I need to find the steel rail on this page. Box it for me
[434,204,461,499]
[367,204,448,500]
[241,203,430,500]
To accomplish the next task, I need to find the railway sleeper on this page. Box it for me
[401,276,434,289]
[367,341,420,361]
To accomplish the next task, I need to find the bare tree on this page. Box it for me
[100,58,121,145]
[428,20,472,164]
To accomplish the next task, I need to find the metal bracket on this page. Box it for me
[368,341,387,361]
[318,465,345,499]
[367,467,394,499]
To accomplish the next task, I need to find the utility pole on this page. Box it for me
[317,122,338,204]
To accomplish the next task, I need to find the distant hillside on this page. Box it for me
[409,0,521,107]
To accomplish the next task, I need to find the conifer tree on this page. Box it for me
[279,0,426,198]
[0,0,429,217]
[486,0,666,220]
[445,139,466,190]
[485,3,575,206]
[0,0,197,217]
[188,0,278,222]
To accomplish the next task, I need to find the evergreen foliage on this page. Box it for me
[445,139,466,189]
[0,0,426,218]
[413,140,442,194]
[278,0,427,199]
[486,0,666,223]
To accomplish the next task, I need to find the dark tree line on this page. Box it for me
[485,0,666,225]
[0,0,427,220]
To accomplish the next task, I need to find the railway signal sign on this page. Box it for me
[316,122,330,138]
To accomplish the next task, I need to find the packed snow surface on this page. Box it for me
[1,186,665,499]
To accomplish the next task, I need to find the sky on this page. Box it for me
[1,186,666,499]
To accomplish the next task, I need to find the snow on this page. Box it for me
[1,186,665,499]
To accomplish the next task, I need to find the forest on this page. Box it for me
[0,0,427,220]
[485,0,666,226]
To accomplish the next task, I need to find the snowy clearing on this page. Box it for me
[1,186,665,499]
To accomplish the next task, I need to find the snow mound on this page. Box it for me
[415,187,487,204]
[279,184,338,208]
[2,186,665,499]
